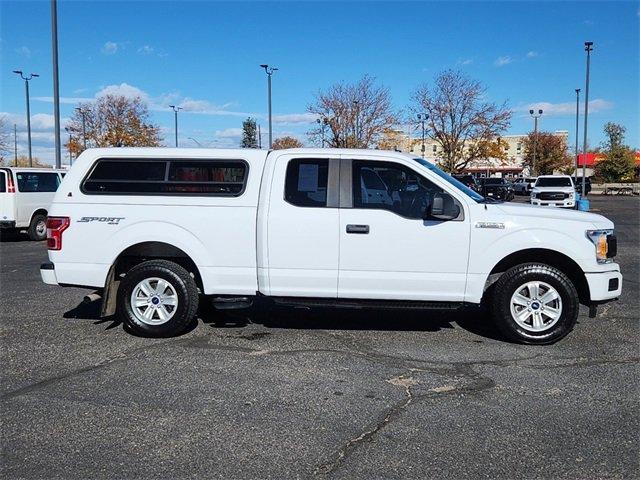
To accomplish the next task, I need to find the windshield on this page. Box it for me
[536,177,572,187]
[484,178,504,185]
[413,158,485,202]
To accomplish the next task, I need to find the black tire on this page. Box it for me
[117,259,199,337]
[490,263,579,345]
[28,213,47,241]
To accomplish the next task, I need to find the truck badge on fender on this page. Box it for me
[77,217,124,225]
[475,222,505,229]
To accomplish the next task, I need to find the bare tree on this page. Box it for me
[411,70,512,172]
[66,95,162,156]
[307,75,398,148]
[0,115,11,162]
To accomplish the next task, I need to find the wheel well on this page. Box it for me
[31,209,48,221]
[113,241,204,292]
[486,248,590,304]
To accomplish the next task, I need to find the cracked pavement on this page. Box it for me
[1,196,638,479]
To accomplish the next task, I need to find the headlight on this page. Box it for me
[586,229,615,263]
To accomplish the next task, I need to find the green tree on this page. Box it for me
[522,131,571,175]
[241,117,258,148]
[595,122,636,182]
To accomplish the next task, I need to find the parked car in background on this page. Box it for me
[513,177,538,196]
[574,176,592,195]
[478,177,514,201]
[531,175,576,208]
[453,174,479,192]
[0,167,67,240]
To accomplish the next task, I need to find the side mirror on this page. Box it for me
[424,192,460,221]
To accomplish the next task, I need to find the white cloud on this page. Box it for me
[494,56,513,67]
[96,83,149,101]
[526,51,539,58]
[273,113,318,124]
[457,58,473,66]
[214,128,243,139]
[137,45,154,55]
[101,41,118,55]
[33,96,93,104]
[15,46,31,58]
[522,98,613,116]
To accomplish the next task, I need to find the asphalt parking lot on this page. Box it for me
[1,196,638,479]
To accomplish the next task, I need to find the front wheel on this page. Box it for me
[490,263,579,344]
[117,259,199,337]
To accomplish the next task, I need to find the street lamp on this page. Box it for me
[260,64,278,148]
[169,105,182,147]
[417,113,429,158]
[75,107,88,150]
[13,70,39,166]
[317,117,329,147]
[529,108,543,176]
[574,89,581,186]
[581,42,594,197]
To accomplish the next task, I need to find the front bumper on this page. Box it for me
[531,198,575,208]
[40,262,59,285]
[585,268,622,302]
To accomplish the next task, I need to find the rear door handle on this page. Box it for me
[346,224,369,234]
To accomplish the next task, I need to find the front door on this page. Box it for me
[266,154,340,297]
[338,158,471,302]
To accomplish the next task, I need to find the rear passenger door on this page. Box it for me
[266,154,340,297]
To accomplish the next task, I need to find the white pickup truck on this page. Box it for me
[40,148,622,344]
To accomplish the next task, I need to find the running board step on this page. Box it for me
[272,297,464,310]
[212,297,253,310]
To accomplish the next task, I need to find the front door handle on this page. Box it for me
[346,224,369,234]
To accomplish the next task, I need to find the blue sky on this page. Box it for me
[1,0,638,164]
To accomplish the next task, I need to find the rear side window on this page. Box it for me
[284,159,329,207]
[0,172,5,193]
[16,172,60,192]
[82,159,248,196]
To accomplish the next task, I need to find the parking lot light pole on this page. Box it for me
[13,124,18,165]
[574,88,581,187]
[260,64,278,148]
[169,105,182,147]
[13,70,39,167]
[529,109,543,176]
[417,113,428,158]
[582,42,593,197]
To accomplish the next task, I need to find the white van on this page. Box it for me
[40,148,621,344]
[0,167,67,240]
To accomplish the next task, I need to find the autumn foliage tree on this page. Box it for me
[522,132,571,175]
[272,136,303,149]
[66,95,162,156]
[0,115,10,162]
[595,122,636,182]
[411,70,511,172]
[307,75,398,148]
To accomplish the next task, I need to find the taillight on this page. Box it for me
[6,174,16,193]
[46,217,70,250]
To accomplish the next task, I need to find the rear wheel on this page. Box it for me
[28,214,47,241]
[490,263,579,344]
[117,260,199,337]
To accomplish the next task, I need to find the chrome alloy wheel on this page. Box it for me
[509,281,563,333]
[36,220,46,237]
[130,277,178,325]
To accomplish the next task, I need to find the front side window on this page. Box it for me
[284,159,328,207]
[352,161,444,219]
[16,172,60,192]
[0,172,5,193]
[82,159,247,196]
